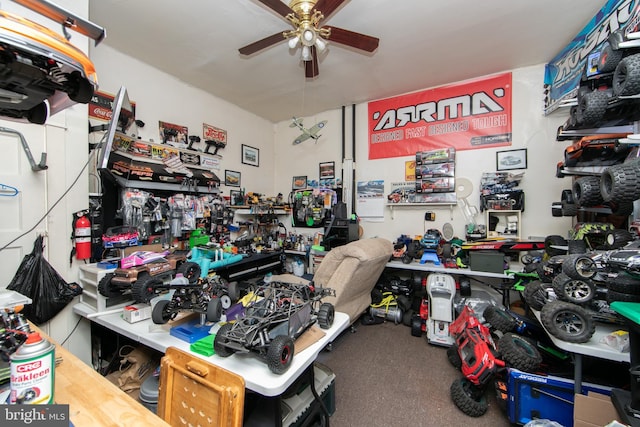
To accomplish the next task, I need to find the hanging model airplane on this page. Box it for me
[291,117,327,145]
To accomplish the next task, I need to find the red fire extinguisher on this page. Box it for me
[74,215,91,260]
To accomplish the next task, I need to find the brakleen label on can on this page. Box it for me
[10,332,55,404]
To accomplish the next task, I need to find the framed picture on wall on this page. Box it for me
[496,149,527,171]
[229,190,243,205]
[241,144,259,167]
[225,170,241,187]
[319,161,335,179]
[292,175,307,190]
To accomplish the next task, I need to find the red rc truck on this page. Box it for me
[447,305,542,417]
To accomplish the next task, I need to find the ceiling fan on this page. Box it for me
[239,0,379,78]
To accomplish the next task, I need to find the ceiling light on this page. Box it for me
[315,37,326,52]
[302,28,315,46]
[302,45,312,61]
[288,35,300,49]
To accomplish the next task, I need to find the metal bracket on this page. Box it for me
[0,126,48,171]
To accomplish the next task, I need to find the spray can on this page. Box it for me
[10,332,55,404]
[369,306,403,324]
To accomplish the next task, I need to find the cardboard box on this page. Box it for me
[123,304,152,323]
[574,392,622,427]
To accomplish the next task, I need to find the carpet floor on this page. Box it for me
[316,319,513,427]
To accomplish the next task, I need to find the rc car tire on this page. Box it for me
[176,261,201,283]
[447,344,462,369]
[213,323,236,357]
[535,262,553,283]
[267,335,295,374]
[605,274,640,295]
[227,281,240,302]
[573,176,603,207]
[576,90,609,125]
[483,305,516,333]
[605,229,634,249]
[540,301,595,343]
[567,239,587,254]
[498,333,542,372]
[544,235,568,258]
[410,315,422,336]
[523,281,552,311]
[552,272,596,304]
[97,273,121,298]
[27,102,48,125]
[607,290,640,304]
[66,71,94,103]
[318,303,335,329]
[562,254,597,279]
[206,298,222,322]
[600,163,640,203]
[598,42,624,73]
[613,53,640,96]
[131,273,164,303]
[450,378,488,417]
[561,201,578,217]
[152,299,173,324]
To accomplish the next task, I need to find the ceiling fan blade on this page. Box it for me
[305,46,319,78]
[257,0,295,18]
[312,0,347,21]
[325,26,379,52]
[239,31,286,55]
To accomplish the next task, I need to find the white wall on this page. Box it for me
[274,65,575,244]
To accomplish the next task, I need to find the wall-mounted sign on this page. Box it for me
[368,73,512,160]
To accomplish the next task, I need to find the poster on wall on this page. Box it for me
[356,180,385,219]
[89,90,136,130]
[367,73,512,160]
[543,0,638,115]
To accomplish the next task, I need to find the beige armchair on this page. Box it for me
[274,237,393,325]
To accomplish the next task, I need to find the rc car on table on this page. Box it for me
[99,253,199,303]
[213,280,336,374]
[151,274,240,324]
[0,6,103,124]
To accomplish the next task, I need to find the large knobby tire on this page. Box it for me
[97,273,121,298]
[544,235,567,258]
[450,378,488,417]
[227,281,240,302]
[131,273,164,303]
[152,299,173,324]
[176,261,201,283]
[540,301,595,343]
[483,305,516,333]
[498,333,542,372]
[552,273,596,304]
[598,42,624,73]
[567,239,587,254]
[613,53,640,96]
[576,90,609,125]
[523,281,553,311]
[562,254,597,280]
[66,71,94,103]
[535,262,553,283]
[447,344,462,369]
[317,303,335,329]
[267,335,295,374]
[605,229,634,249]
[213,323,236,357]
[573,176,603,207]
[207,298,222,322]
[600,163,640,203]
[606,274,640,295]
[561,201,578,217]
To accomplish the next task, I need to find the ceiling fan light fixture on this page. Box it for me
[301,45,312,61]
[315,36,326,52]
[288,35,300,49]
[301,27,316,46]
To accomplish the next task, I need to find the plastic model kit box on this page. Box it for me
[123,304,152,323]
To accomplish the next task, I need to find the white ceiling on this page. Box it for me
[88,0,607,123]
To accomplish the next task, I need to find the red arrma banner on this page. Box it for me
[368,73,512,159]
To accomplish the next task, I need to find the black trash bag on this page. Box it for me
[7,235,82,325]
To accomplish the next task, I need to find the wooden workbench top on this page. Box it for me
[38,326,169,427]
